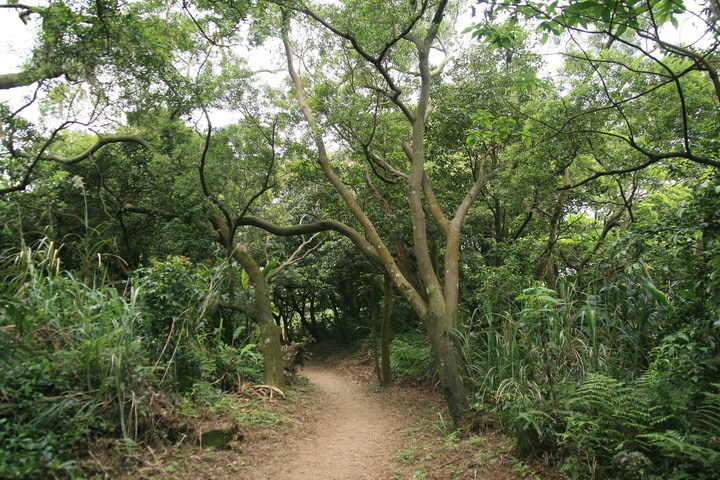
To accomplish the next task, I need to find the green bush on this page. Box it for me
[389,333,434,380]
[134,256,262,392]
[0,243,151,478]
[557,371,720,479]
[0,244,263,478]
[463,276,720,479]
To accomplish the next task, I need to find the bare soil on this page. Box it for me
[245,361,407,479]
[105,355,565,480]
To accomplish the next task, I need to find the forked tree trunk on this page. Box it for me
[280,2,477,426]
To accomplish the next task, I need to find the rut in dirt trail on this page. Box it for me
[250,362,409,480]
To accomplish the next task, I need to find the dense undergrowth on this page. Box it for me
[384,186,720,479]
[0,242,264,478]
[385,280,720,479]
[441,180,720,479]
[3,220,720,480]
[462,283,720,479]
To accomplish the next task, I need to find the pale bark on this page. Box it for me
[43,136,153,164]
[280,1,478,426]
[1,135,153,195]
[0,68,64,90]
[280,12,428,319]
[209,218,285,389]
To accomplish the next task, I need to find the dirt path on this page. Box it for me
[248,362,409,479]
[116,358,562,480]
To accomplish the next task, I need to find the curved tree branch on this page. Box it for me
[0,68,64,90]
[560,156,660,190]
[197,111,240,242]
[280,0,421,122]
[43,135,153,164]
[281,9,426,315]
[237,214,380,264]
[403,0,449,297]
[264,232,323,282]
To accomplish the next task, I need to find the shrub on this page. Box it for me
[134,256,261,392]
[0,242,151,478]
[0,244,263,478]
[463,276,720,479]
[390,333,434,380]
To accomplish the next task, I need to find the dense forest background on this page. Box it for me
[1,0,718,478]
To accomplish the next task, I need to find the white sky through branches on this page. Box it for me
[0,0,712,126]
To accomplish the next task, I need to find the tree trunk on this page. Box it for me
[425,298,469,426]
[536,169,568,290]
[233,248,285,388]
[233,247,285,389]
[209,218,285,389]
[380,274,393,387]
[280,2,473,425]
[296,308,320,339]
[278,311,292,343]
[309,293,320,332]
[369,297,383,384]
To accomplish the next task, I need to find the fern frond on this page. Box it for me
[640,430,720,468]
[694,385,720,436]
[569,373,627,410]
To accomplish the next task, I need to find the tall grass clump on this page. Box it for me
[463,278,720,479]
[0,241,263,478]
[0,240,150,478]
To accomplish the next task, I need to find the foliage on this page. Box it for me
[134,256,262,391]
[464,271,720,478]
[1,0,719,477]
[0,242,262,478]
[559,372,720,479]
[0,240,148,478]
[389,333,434,381]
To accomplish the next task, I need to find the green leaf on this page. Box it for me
[538,295,560,304]
[262,258,280,276]
[642,282,670,307]
[241,268,249,289]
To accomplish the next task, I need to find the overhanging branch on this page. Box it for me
[43,135,153,164]
[237,215,381,264]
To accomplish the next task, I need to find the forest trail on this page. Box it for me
[246,362,409,479]
[119,357,553,479]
